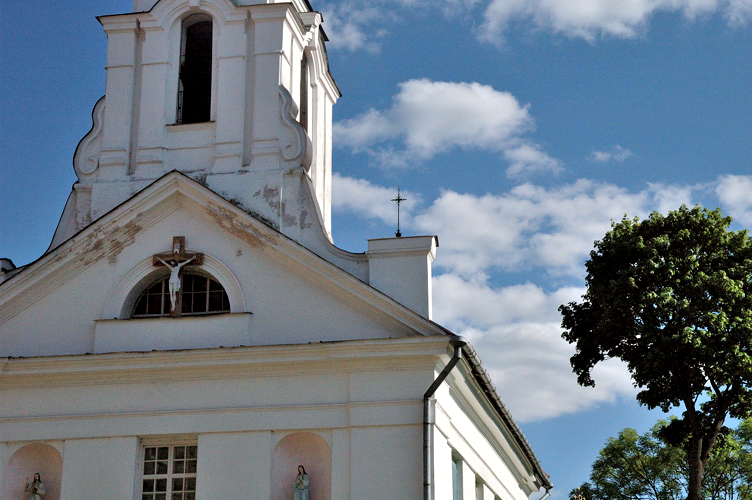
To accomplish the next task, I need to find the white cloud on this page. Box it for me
[726,0,752,26]
[331,174,421,224]
[432,274,637,421]
[646,182,697,215]
[320,0,750,50]
[589,145,633,163]
[333,174,711,280]
[477,0,748,43]
[335,79,560,177]
[505,144,563,177]
[412,179,667,278]
[468,323,637,421]
[321,5,387,53]
[432,274,580,326]
[331,175,734,420]
[715,174,752,226]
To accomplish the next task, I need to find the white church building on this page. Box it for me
[0,1,552,499]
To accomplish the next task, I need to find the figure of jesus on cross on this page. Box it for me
[153,236,204,315]
[155,255,195,312]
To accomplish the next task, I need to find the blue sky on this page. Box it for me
[2,0,752,496]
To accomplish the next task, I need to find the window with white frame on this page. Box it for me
[140,444,197,500]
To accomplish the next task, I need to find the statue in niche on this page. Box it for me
[294,465,309,500]
[155,255,196,312]
[24,472,46,500]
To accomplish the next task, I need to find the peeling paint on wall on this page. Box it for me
[78,218,144,266]
[204,202,280,250]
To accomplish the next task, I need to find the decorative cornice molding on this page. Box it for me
[0,336,450,388]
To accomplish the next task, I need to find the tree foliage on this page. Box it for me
[569,419,752,500]
[560,206,752,500]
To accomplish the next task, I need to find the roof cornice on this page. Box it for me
[0,336,450,388]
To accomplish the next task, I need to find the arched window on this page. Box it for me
[177,14,212,124]
[132,272,229,318]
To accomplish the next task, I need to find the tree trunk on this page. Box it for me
[686,434,705,500]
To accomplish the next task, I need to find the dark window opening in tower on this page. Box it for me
[177,15,212,124]
[300,55,309,132]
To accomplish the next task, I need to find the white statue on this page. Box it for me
[24,473,45,500]
[294,465,309,500]
[155,255,195,311]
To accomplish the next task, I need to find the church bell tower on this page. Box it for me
[55,0,340,249]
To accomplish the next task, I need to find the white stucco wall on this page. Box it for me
[350,426,423,500]
[59,437,139,500]
[0,340,448,500]
[0,202,412,359]
[367,236,437,320]
[196,432,272,500]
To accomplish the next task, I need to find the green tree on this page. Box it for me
[570,482,596,500]
[570,419,752,500]
[560,206,752,500]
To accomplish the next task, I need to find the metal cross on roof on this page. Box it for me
[391,188,406,238]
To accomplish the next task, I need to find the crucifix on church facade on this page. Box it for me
[152,236,204,316]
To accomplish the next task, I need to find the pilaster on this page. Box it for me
[136,27,170,175]
[100,19,141,178]
[331,429,351,500]
[462,461,476,500]
[249,5,291,168]
[213,20,248,172]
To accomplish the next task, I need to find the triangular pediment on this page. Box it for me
[0,172,447,358]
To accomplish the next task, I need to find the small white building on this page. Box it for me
[0,1,552,500]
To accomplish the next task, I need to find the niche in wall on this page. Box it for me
[270,432,331,500]
[3,443,62,500]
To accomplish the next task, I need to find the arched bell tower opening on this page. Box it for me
[177,14,213,124]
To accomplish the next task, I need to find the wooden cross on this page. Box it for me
[152,236,203,267]
[152,236,204,316]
